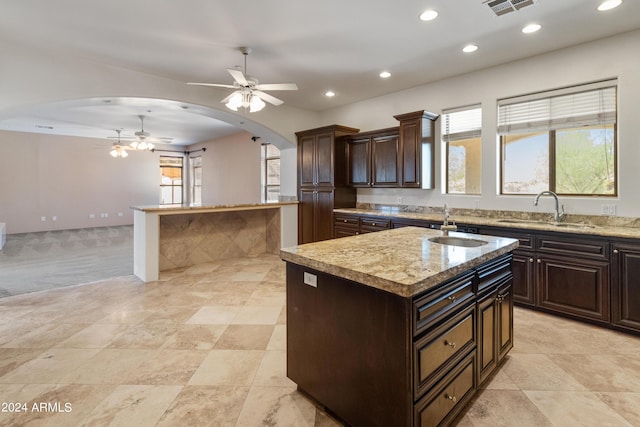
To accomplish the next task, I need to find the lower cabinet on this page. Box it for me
[299,188,336,243]
[612,243,640,332]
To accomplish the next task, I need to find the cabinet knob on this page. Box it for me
[355,232,359,235]
[537,259,541,264]
[613,249,619,254]
[445,393,457,403]
[444,340,456,349]
[529,258,534,263]
[343,219,347,223]
[372,222,376,226]
[448,295,457,303]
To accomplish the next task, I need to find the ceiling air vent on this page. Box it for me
[484,0,535,16]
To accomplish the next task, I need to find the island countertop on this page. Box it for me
[280,227,519,297]
[131,201,297,215]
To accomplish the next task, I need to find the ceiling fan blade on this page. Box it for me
[187,82,236,89]
[254,83,298,91]
[227,69,248,86]
[254,90,284,106]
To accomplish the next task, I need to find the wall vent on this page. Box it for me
[484,0,536,16]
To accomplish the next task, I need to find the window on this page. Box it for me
[261,144,280,202]
[442,105,482,194]
[190,156,202,205]
[160,156,183,204]
[499,80,617,196]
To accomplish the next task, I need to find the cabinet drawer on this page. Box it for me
[414,352,476,427]
[537,236,609,260]
[334,214,359,227]
[476,253,513,295]
[413,272,475,336]
[360,216,390,233]
[414,305,476,398]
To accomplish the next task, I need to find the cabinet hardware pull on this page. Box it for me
[448,295,457,303]
[372,222,376,226]
[343,219,347,223]
[445,393,457,403]
[613,249,619,254]
[529,258,534,263]
[537,259,541,264]
[444,340,456,349]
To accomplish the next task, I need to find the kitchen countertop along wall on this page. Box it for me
[335,204,640,240]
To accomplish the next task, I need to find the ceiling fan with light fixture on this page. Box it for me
[109,115,172,151]
[187,47,298,112]
[109,129,131,158]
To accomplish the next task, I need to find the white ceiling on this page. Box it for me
[1,0,639,145]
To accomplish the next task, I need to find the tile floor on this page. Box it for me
[1,253,639,426]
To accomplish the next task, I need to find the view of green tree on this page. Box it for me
[556,125,615,194]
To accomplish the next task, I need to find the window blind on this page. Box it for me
[497,80,617,135]
[442,104,482,142]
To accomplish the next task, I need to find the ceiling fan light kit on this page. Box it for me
[188,47,298,113]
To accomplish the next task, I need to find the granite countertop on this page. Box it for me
[131,201,297,214]
[334,207,640,239]
[280,227,518,298]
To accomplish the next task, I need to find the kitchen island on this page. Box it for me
[132,202,297,282]
[280,227,518,427]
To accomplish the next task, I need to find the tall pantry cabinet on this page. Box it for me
[296,125,359,244]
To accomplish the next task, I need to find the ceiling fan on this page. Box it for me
[109,115,172,150]
[109,129,130,158]
[187,47,298,112]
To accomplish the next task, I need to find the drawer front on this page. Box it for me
[537,236,609,260]
[413,272,475,336]
[479,228,534,250]
[415,352,476,427]
[334,214,359,227]
[414,305,476,398]
[359,216,390,232]
[476,253,513,295]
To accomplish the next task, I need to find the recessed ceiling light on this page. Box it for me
[379,71,391,78]
[522,23,541,34]
[463,44,478,53]
[419,9,438,21]
[325,91,336,97]
[597,0,622,11]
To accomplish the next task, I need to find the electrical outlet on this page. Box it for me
[52,216,57,221]
[89,214,95,219]
[118,212,123,217]
[40,216,46,222]
[601,204,617,215]
[474,200,480,210]
[303,272,318,288]
[104,213,109,218]
[396,196,402,205]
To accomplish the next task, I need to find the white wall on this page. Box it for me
[188,131,262,205]
[0,130,160,233]
[320,30,640,218]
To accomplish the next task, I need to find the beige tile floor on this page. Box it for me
[1,253,640,426]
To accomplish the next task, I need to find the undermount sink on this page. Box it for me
[497,219,595,229]
[497,219,546,225]
[429,236,488,247]
[553,223,596,229]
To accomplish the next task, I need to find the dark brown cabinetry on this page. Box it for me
[333,213,390,237]
[296,125,359,244]
[345,128,400,187]
[535,236,610,323]
[394,110,439,189]
[612,242,640,332]
[286,253,513,427]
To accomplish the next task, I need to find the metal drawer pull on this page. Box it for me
[444,340,456,349]
[529,258,534,263]
[343,219,348,223]
[445,393,457,403]
[448,295,457,303]
[613,249,619,254]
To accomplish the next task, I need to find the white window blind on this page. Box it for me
[442,104,482,142]
[497,80,617,135]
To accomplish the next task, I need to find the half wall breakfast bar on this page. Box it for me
[132,202,298,282]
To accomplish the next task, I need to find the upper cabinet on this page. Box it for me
[345,127,400,187]
[394,110,439,189]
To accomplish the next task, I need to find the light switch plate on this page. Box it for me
[303,272,318,287]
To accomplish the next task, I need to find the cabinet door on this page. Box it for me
[477,288,498,385]
[399,117,422,188]
[314,188,335,242]
[298,188,316,244]
[299,135,316,187]
[346,137,371,187]
[315,133,335,186]
[537,254,610,323]
[612,244,640,331]
[497,282,513,361]
[512,250,535,306]
[372,134,400,186]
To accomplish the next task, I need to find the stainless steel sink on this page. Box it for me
[428,236,488,247]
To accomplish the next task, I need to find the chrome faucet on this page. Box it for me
[440,203,458,236]
[533,191,566,222]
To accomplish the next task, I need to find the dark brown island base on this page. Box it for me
[280,227,519,427]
